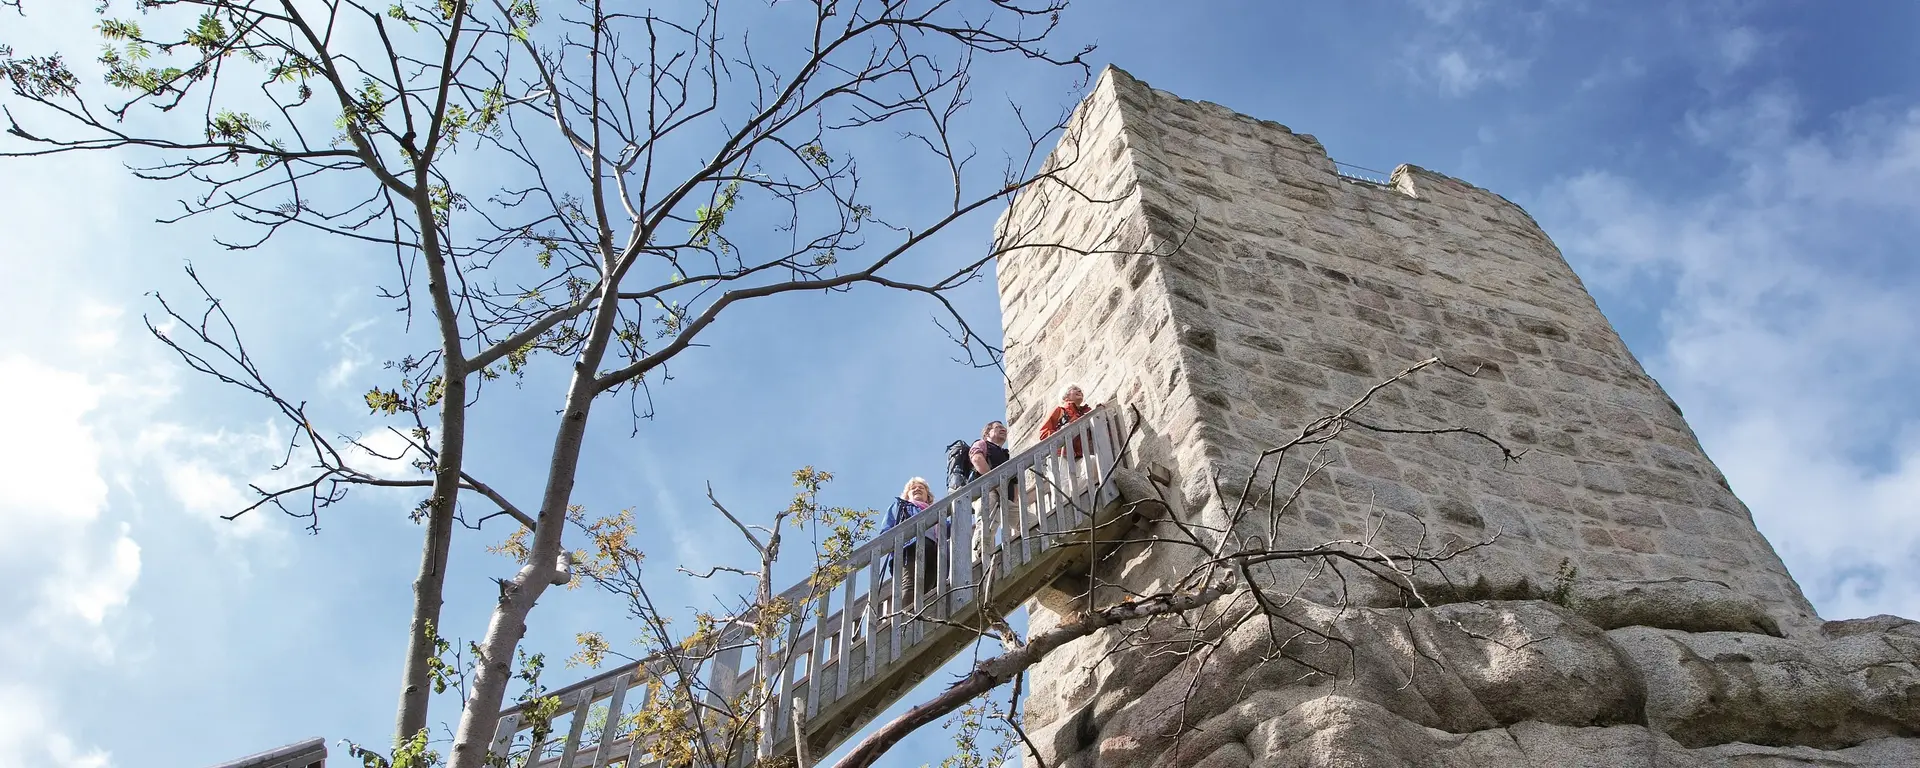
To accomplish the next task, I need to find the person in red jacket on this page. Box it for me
[1039,384,1093,459]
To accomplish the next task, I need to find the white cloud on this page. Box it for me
[1541,91,1920,621]
[1399,0,1533,97]
[1577,56,1646,92]
[0,685,112,768]
[1405,39,1520,96]
[1435,50,1477,93]
[46,525,143,629]
[1681,84,1798,148]
[632,441,717,574]
[324,316,380,391]
[73,302,126,354]
[135,421,289,542]
[0,358,108,532]
[165,460,253,514]
[0,357,135,767]
[0,359,144,644]
[1410,0,1485,25]
[344,427,427,480]
[1716,26,1763,71]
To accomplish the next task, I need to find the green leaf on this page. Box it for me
[344,727,439,768]
[364,387,406,415]
[387,4,423,32]
[798,142,831,168]
[207,109,267,142]
[688,179,741,250]
[95,19,142,42]
[505,344,532,374]
[474,85,507,132]
[186,11,229,53]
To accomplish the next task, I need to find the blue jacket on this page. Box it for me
[882,497,921,533]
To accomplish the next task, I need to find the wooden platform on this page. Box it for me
[491,408,1127,768]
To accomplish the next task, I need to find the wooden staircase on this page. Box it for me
[490,407,1127,767]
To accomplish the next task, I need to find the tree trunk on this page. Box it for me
[394,455,460,744]
[444,284,623,768]
[395,182,473,745]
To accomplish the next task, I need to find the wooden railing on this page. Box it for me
[489,407,1125,768]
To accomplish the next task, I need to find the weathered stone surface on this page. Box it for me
[989,66,1909,767]
[1245,696,1441,767]
[1570,577,1784,636]
[1825,615,1920,641]
[998,67,1820,646]
[1421,600,1646,728]
[1222,695,1920,767]
[1607,626,1920,749]
[1023,598,1643,767]
[1020,591,1920,766]
[1691,738,1920,767]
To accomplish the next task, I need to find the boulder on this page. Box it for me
[1570,577,1783,637]
[1418,600,1644,728]
[1087,598,1641,765]
[1160,697,1920,767]
[1690,738,1920,766]
[1237,698,1704,767]
[1026,596,1920,768]
[1606,626,1920,749]
[1824,615,1920,641]
[1245,695,1439,767]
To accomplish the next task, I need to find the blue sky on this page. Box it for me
[2,0,1917,765]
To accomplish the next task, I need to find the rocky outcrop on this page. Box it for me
[1609,624,1920,750]
[1569,577,1784,637]
[1024,599,1920,768]
[1217,702,1917,768]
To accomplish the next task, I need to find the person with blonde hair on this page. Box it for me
[892,477,934,518]
[881,476,938,601]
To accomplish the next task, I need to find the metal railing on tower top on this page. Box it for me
[489,406,1128,768]
[1333,160,1391,185]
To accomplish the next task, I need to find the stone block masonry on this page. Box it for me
[996,66,1815,631]
[991,67,1920,766]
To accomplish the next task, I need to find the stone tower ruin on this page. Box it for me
[993,67,1920,767]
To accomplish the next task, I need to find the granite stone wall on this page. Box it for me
[988,67,1906,766]
[999,66,1814,628]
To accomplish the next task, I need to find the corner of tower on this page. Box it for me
[1389,163,1552,241]
[994,63,1170,438]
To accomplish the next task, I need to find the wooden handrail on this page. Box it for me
[491,406,1126,768]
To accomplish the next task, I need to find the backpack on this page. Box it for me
[945,439,978,490]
